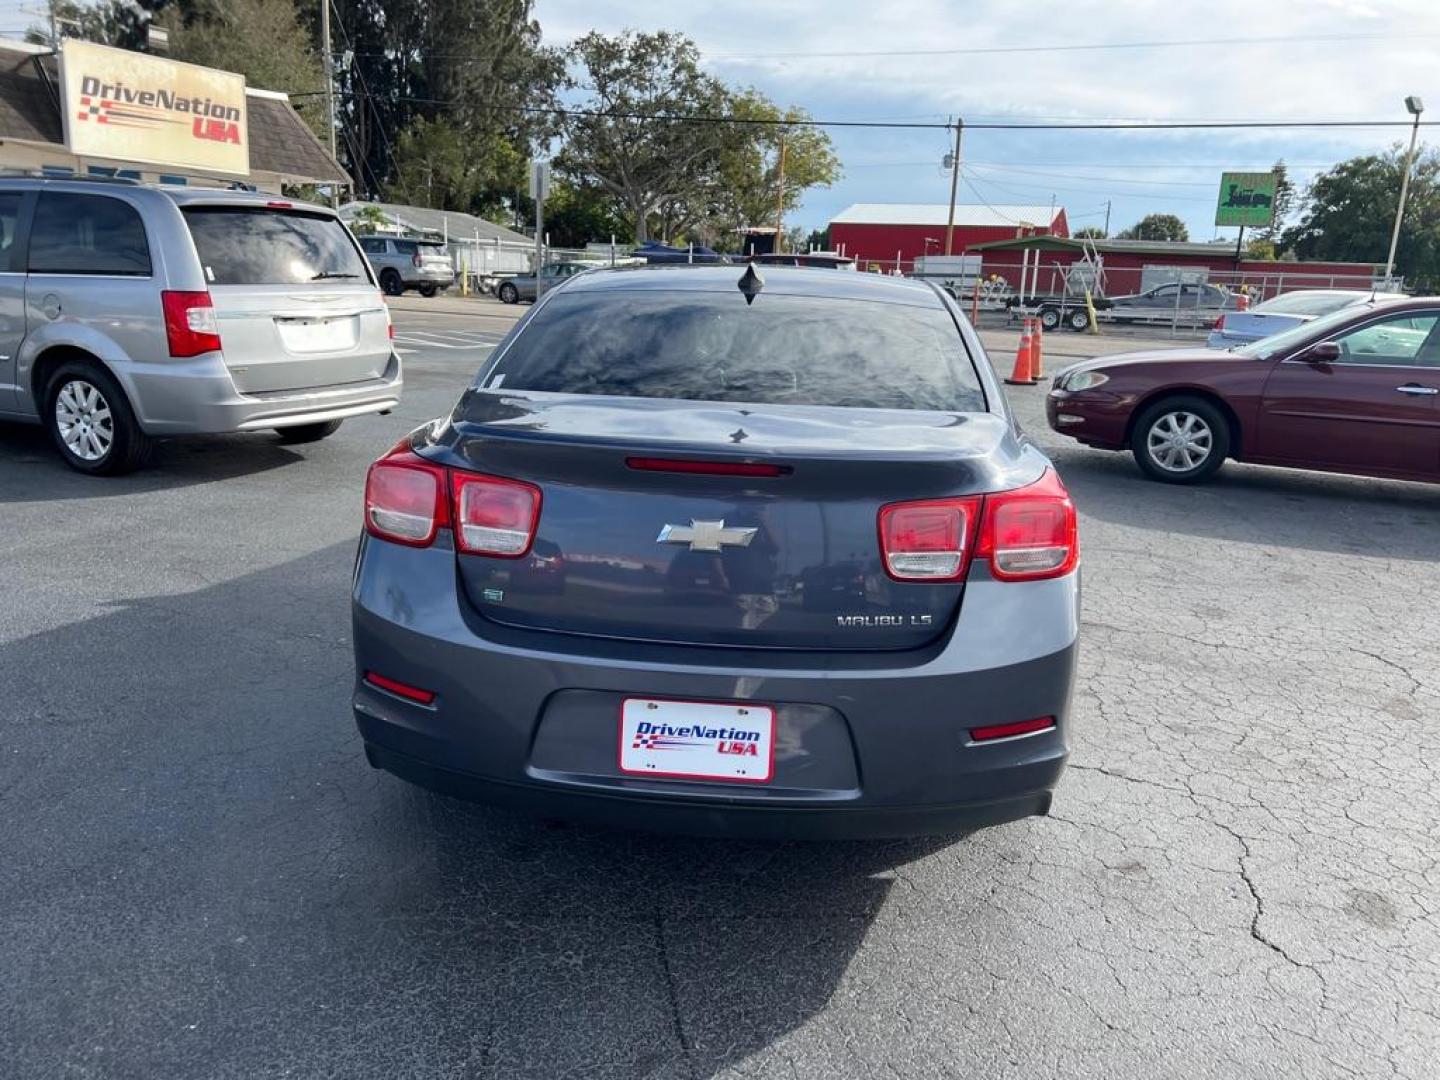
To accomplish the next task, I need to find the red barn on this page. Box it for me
[828,203,1068,267]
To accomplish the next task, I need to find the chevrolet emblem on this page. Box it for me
[656,519,758,553]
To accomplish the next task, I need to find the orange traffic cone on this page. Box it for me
[1005,319,1036,385]
[1029,316,1045,381]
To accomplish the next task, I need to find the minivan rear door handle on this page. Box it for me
[1394,384,1439,395]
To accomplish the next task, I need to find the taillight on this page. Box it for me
[161,290,221,357]
[975,469,1078,581]
[363,445,541,556]
[364,448,448,546]
[1213,314,1226,331]
[878,497,982,581]
[412,253,423,268]
[877,469,1077,584]
[452,472,541,557]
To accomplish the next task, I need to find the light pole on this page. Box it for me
[1383,95,1424,285]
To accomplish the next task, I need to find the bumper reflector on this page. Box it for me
[363,671,437,705]
[969,716,1056,743]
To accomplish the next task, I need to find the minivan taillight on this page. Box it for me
[161,290,221,357]
[364,448,448,547]
[878,469,1077,584]
[452,473,541,557]
[412,253,424,268]
[878,497,982,581]
[974,469,1078,581]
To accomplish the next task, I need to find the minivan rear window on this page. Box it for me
[182,207,370,286]
[484,290,986,412]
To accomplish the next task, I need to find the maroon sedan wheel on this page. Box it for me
[1130,396,1231,484]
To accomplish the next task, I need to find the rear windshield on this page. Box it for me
[182,207,370,285]
[1254,292,1361,316]
[484,289,986,411]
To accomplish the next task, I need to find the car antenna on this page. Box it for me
[738,264,764,305]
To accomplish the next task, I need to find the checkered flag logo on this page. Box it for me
[76,96,103,122]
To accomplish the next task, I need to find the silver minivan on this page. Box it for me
[0,178,401,475]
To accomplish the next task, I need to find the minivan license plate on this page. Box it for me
[619,698,774,783]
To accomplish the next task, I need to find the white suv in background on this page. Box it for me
[0,178,401,475]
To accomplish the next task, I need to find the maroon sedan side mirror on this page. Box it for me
[1303,341,1342,363]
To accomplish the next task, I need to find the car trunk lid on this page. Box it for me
[424,391,1025,651]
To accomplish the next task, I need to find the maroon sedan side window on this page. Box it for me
[1327,313,1440,368]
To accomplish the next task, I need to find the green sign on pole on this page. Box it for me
[1215,171,1278,227]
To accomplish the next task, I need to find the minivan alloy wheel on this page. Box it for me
[1145,410,1213,472]
[55,379,114,462]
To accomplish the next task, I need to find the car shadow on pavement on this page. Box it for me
[0,422,309,501]
[0,539,958,1080]
[1051,445,1440,561]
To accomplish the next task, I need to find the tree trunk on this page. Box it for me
[632,199,649,244]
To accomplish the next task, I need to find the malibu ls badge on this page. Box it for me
[836,614,934,627]
[657,519,758,553]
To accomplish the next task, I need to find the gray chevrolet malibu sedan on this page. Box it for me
[352,265,1079,839]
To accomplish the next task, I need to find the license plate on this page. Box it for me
[275,316,358,353]
[619,698,775,783]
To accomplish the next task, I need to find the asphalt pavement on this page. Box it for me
[1,299,1437,1079]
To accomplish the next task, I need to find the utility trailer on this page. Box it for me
[1001,238,1111,331]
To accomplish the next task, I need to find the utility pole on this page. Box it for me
[774,136,787,254]
[1103,200,1111,237]
[944,117,963,255]
[319,0,340,203]
[1384,95,1425,285]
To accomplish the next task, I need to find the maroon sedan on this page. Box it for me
[1046,297,1440,484]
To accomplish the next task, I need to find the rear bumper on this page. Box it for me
[351,535,1079,841]
[407,268,455,286]
[363,741,1054,840]
[119,352,403,435]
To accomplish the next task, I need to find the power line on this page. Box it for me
[702,32,1440,60]
[966,162,1220,188]
[344,32,1439,65]
[288,91,1440,133]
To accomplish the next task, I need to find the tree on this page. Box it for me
[536,182,628,248]
[1116,214,1189,242]
[24,0,143,47]
[1255,160,1296,248]
[1283,146,1440,289]
[348,205,390,234]
[557,30,732,244]
[329,1,562,207]
[807,227,831,251]
[705,91,839,251]
[1073,225,1107,240]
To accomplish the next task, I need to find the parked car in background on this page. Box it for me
[1106,281,1238,325]
[1046,297,1440,485]
[750,251,857,270]
[354,265,1080,839]
[496,261,593,303]
[0,178,400,475]
[359,236,455,297]
[1207,288,1408,348]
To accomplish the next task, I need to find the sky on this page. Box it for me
[536,0,1440,241]
[1,1,1435,241]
